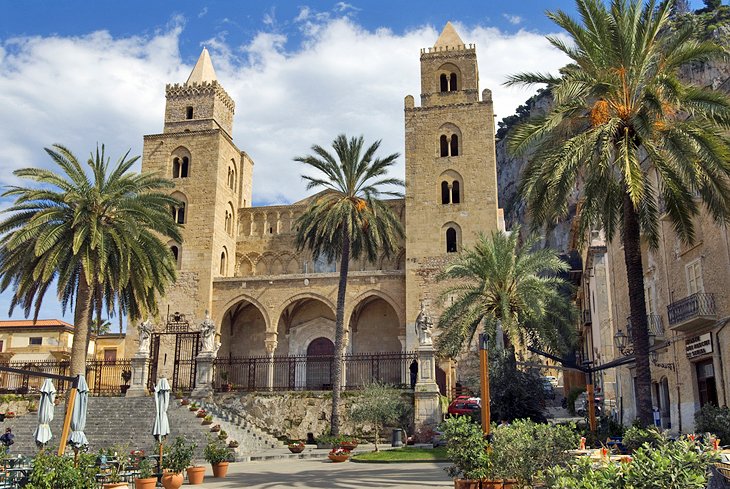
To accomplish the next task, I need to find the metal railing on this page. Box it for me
[0,359,132,395]
[667,293,716,326]
[626,314,665,339]
[212,351,415,392]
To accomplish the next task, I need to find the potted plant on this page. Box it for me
[4,412,15,419]
[103,450,130,489]
[202,414,213,425]
[210,424,221,433]
[196,409,207,419]
[442,416,490,489]
[288,441,305,453]
[181,398,190,406]
[204,437,232,478]
[339,437,359,451]
[328,447,351,463]
[218,430,228,441]
[162,436,196,489]
[186,462,206,485]
[220,371,232,392]
[120,370,132,394]
[189,402,199,412]
[134,457,156,489]
[228,440,239,449]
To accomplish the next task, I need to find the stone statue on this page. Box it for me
[137,318,152,354]
[200,310,216,353]
[415,301,433,346]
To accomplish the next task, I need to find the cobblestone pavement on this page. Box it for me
[195,458,452,488]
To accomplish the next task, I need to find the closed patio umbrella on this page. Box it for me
[34,379,56,448]
[68,375,89,449]
[153,377,171,468]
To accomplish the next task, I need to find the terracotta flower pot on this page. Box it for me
[481,480,504,489]
[187,465,206,485]
[288,445,305,453]
[134,477,158,489]
[339,442,358,450]
[202,419,212,425]
[228,441,239,448]
[103,484,127,489]
[501,479,518,489]
[454,480,480,489]
[162,472,184,489]
[328,454,349,463]
[212,461,229,478]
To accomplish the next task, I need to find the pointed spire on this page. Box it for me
[434,21,465,49]
[186,47,218,85]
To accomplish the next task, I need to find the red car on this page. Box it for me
[447,396,481,416]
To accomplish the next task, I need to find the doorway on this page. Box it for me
[696,359,718,407]
[306,337,334,390]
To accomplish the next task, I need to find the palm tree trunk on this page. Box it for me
[330,233,351,436]
[622,192,653,427]
[70,273,93,376]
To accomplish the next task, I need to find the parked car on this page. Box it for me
[543,375,559,387]
[446,396,481,416]
[541,378,556,399]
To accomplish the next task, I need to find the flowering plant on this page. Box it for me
[329,447,351,456]
[4,412,15,419]
[288,441,305,448]
[196,409,207,417]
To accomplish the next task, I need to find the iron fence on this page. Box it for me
[212,351,415,392]
[0,359,132,395]
[667,292,716,326]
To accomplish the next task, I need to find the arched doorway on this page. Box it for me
[307,337,334,390]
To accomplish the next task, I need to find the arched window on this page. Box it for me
[450,135,459,156]
[173,203,185,224]
[440,74,449,92]
[172,158,181,178]
[452,181,461,204]
[186,106,193,119]
[449,73,458,91]
[180,157,189,178]
[446,227,458,253]
[441,181,450,204]
[170,245,179,262]
[440,135,449,157]
[220,250,228,276]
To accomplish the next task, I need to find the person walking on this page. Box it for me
[409,357,419,389]
[1,427,14,452]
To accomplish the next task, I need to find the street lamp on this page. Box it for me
[478,333,491,438]
[649,350,676,371]
[613,330,633,355]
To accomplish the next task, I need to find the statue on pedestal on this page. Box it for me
[415,301,433,346]
[200,311,216,353]
[137,319,152,354]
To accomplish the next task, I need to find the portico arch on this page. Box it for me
[218,296,271,357]
[348,293,403,353]
[276,295,339,356]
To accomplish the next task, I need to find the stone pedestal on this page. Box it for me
[191,351,215,398]
[414,344,441,430]
[126,353,150,397]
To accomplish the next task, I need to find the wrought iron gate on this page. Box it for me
[147,312,200,392]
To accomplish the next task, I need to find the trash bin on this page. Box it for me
[391,428,403,447]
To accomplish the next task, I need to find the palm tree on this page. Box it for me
[435,229,575,359]
[0,144,182,375]
[295,134,404,435]
[506,0,730,425]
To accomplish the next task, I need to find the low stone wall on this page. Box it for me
[215,391,413,441]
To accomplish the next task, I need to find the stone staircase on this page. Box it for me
[2,397,237,460]
[197,400,283,460]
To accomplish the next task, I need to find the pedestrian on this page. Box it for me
[409,357,419,389]
[0,427,14,452]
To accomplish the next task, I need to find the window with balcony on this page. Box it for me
[686,259,704,295]
[29,337,42,346]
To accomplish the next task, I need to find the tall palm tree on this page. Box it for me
[506,0,730,425]
[436,229,575,359]
[0,144,182,375]
[295,134,404,435]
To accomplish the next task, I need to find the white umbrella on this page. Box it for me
[152,377,171,440]
[68,375,89,449]
[34,379,56,447]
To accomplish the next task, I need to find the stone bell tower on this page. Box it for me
[138,48,253,375]
[404,23,500,350]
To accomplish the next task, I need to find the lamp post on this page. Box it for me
[479,333,491,437]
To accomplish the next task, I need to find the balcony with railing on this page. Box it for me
[626,314,665,341]
[667,293,717,332]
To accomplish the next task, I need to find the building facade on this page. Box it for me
[130,23,502,391]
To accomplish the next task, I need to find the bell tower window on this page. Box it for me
[446,227,458,253]
[440,74,448,92]
[440,135,449,157]
[452,181,460,203]
[171,203,186,224]
[186,106,193,119]
[441,181,450,204]
[180,157,189,178]
[450,135,459,156]
[172,158,180,178]
[449,73,457,91]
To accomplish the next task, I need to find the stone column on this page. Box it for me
[414,343,441,431]
[265,338,277,391]
[191,351,216,398]
[126,352,150,397]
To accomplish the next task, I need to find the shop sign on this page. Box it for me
[686,333,712,359]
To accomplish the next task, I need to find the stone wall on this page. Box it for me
[214,391,414,441]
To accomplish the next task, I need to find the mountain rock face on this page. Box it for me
[495,57,730,253]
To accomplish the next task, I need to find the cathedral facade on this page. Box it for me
[134,23,502,390]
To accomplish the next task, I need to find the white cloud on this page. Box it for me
[503,13,523,25]
[198,6,208,18]
[0,15,570,319]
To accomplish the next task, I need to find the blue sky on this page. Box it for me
[0,0,714,324]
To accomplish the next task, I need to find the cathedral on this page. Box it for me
[133,22,503,393]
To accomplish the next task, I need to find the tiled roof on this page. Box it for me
[0,319,73,329]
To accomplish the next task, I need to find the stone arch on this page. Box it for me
[348,289,404,328]
[235,255,253,276]
[280,292,336,315]
[218,297,270,358]
[170,191,188,224]
[217,294,271,332]
[442,221,462,253]
[171,146,191,178]
[439,169,464,205]
[220,246,228,276]
[437,122,462,157]
[168,240,181,269]
[437,62,462,92]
